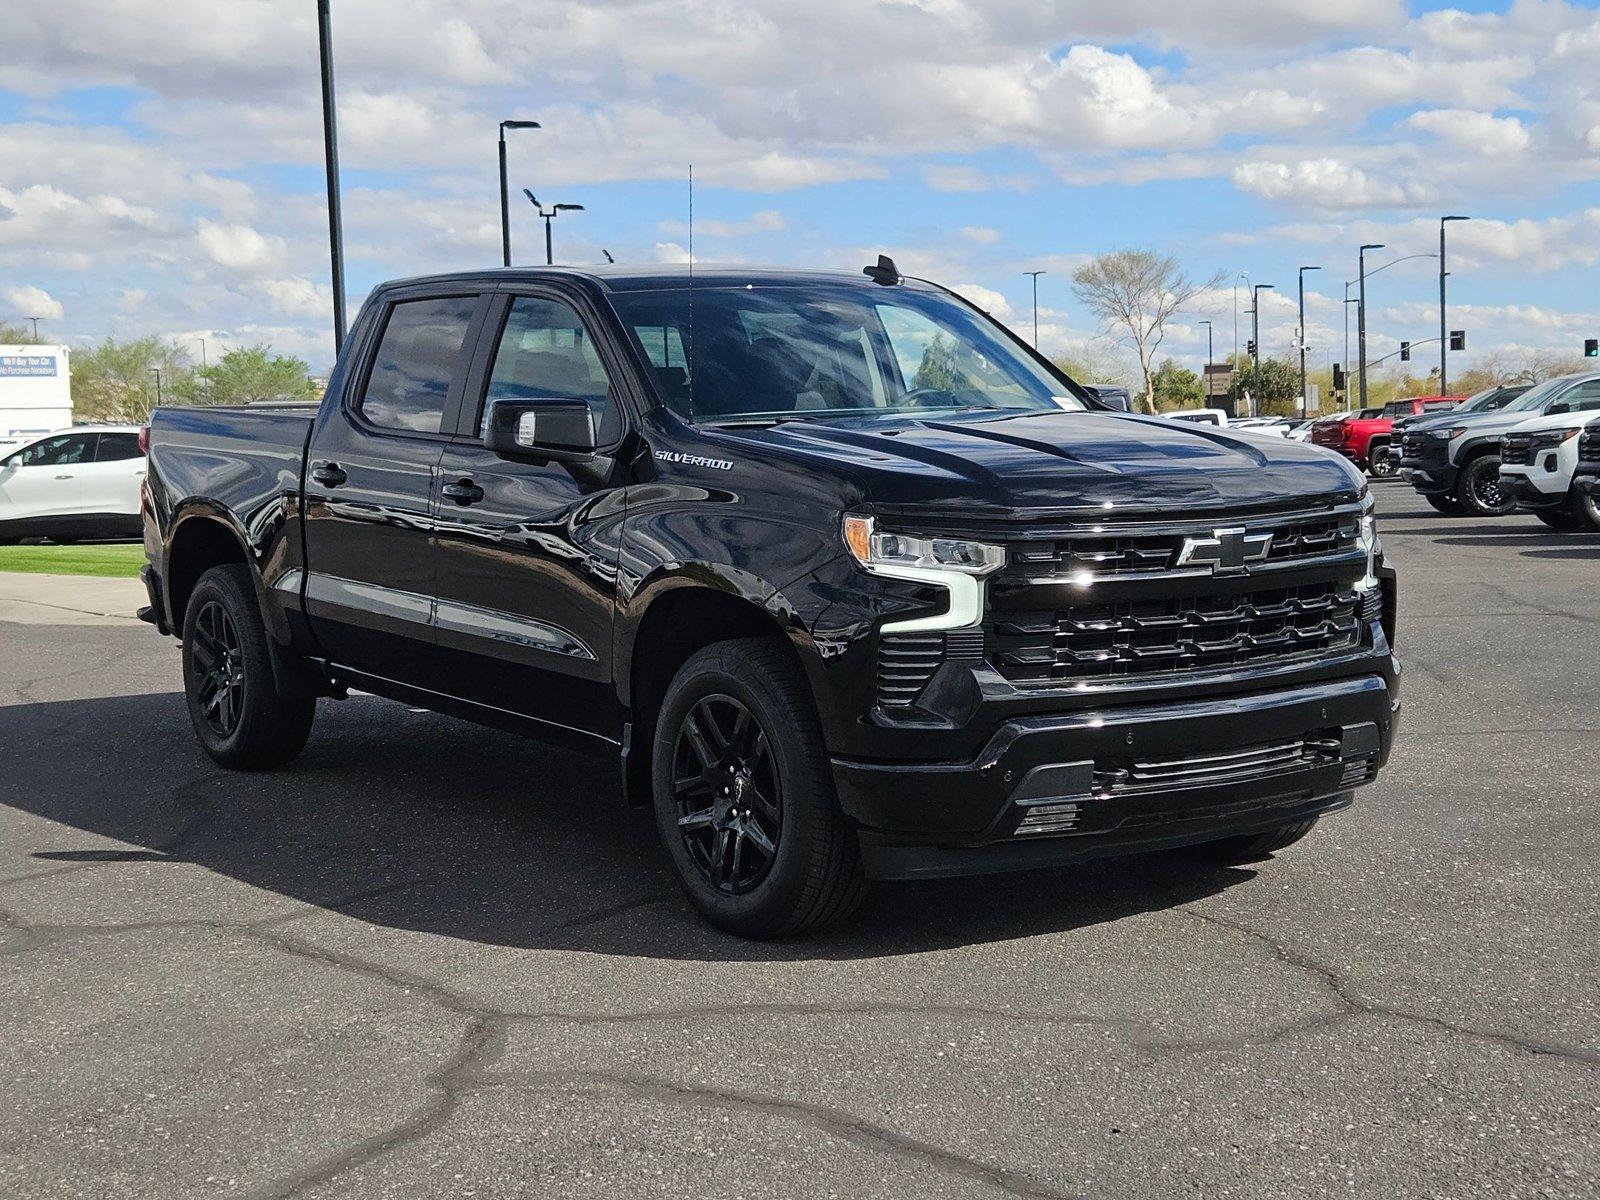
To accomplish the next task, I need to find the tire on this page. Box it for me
[1424,494,1463,515]
[1367,445,1397,478]
[1190,817,1321,865]
[181,563,315,770]
[1534,504,1587,532]
[1455,454,1515,517]
[651,637,864,938]
[1566,486,1600,532]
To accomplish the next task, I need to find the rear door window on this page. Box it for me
[95,432,143,462]
[358,296,478,434]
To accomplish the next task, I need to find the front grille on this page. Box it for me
[1402,432,1429,459]
[1003,509,1359,581]
[1579,426,1600,464]
[1500,433,1534,466]
[1093,736,1341,797]
[990,581,1362,684]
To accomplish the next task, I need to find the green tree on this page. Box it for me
[171,345,318,406]
[911,333,963,392]
[71,337,194,423]
[1049,349,1124,386]
[1150,358,1203,412]
[1231,358,1300,416]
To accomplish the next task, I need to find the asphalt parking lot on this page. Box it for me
[1,484,1596,1200]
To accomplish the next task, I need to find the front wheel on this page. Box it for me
[1534,503,1588,532]
[1189,817,1321,865]
[1565,486,1600,532]
[1425,494,1463,516]
[652,638,864,938]
[1367,445,1398,478]
[1455,455,1515,517]
[182,564,315,769]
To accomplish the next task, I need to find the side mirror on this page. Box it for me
[1545,400,1570,416]
[484,398,597,464]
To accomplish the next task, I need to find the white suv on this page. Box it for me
[1498,408,1600,532]
[0,425,146,543]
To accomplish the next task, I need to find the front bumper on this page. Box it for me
[1499,470,1564,509]
[835,672,1398,880]
[1398,442,1457,494]
[1577,470,1600,499]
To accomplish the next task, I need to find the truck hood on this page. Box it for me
[720,409,1364,514]
[1440,407,1548,440]
[1503,410,1599,435]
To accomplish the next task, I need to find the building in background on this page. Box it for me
[0,346,72,438]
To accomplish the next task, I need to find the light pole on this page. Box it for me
[1440,215,1469,395]
[522,191,584,266]
[1233,270,1247,365]
[1024,270,1045,348]
[1297,265,1320,419]
[316,0,346,352]
[149,367,162,407]
[1357,244,1384,409]
[1198,319,1213,370]
[26,317,41,340]
[499,119,542,267]
[1247,284,1273,418]
[1343,292,1360,411]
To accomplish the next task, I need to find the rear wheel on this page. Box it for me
[1455,455,1514,517]
[1424,494,1463,515]
[1190,817,1320,865]
[1367,445,1397,478]
[652,637,864,938]
[181,564,315,769]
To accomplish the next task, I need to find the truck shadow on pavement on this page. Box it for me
[0,691,1253,962]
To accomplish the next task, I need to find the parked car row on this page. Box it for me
[1396,372,1600,529]
[0,424,146,543]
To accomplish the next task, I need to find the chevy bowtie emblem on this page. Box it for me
[1175,527,1273,574]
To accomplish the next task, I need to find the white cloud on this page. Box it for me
[195,219,288,276]
[261,277,335,320]
[1232,158,1432,211]
[5,284,63,321]
[951,284,1011,318]
[961,226,1002,245]
[653,241,695,264]
[1405,109,1532,157]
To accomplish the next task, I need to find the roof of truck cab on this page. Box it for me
[374,264,936,294]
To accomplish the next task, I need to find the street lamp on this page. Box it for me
[1297,266,1321,419]
[316,0,346,352]
[1198,319,1213,370]
[26,316,42,340]
[1440,215,1469,396]
[1024,270,1045,348]
[1247,284,1274,418]
[1357,244,1384,409]
[522,191,584,266]
[498,119,542,266]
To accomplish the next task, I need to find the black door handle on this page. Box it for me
[310,462,347,488]
[442,479,485,506]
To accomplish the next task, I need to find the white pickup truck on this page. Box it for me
[1498,409,1600,532]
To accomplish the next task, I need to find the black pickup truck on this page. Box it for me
[141,262,1400,937]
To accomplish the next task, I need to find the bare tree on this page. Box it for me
[1072,251,1222,414]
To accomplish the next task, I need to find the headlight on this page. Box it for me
[843,515,1003,633]
[1528,427,1581,449]
[843,516,1004,576]
[1429,426,1467,440]
[1356,501,1380,592]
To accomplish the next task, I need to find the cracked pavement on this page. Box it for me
[1,485,1597,1199]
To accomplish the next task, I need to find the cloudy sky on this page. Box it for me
[2,0,1597,379]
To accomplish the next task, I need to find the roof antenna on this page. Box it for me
[864,254,901,285]
[601,248,614,263]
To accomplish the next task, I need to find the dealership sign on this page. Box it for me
[1,355,59,378]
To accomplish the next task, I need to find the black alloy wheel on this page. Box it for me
[1368,446,1398,477]
[190,599,245,737]
[672,694,781,895]
[1469,465,1507,512]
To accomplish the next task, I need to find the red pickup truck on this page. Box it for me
[1311,396,1463,476]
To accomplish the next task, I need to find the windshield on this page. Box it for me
[608,282,1081,424]
[1500,377,1571,414]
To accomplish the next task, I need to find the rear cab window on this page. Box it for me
[95,433,143,461]
[357,296,479,434]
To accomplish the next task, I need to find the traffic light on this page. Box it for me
[1400,341,1411,362]
[1332,363,1345,391]
[1450,330,1467,351]
[1246,339,1257,358]
[1586,338,1598,358]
